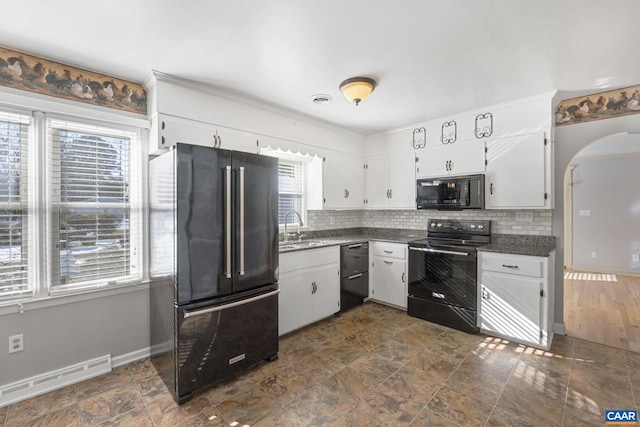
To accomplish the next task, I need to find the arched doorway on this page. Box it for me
[562,133,640,352]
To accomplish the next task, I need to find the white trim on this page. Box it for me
[0,355,111,408]
[111,347,151,368]
[0,281,150,317]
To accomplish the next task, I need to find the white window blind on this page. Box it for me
[47,119,141,291]
[278,159,305,226]
[0,111,31,300]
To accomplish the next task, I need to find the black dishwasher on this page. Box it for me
[340,242,369,312]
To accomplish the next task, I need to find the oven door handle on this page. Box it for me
[409,247,470,257]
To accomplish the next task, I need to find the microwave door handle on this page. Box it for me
[225,166,232,278]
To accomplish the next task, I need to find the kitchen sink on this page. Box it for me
[279,244,300,250]
[279,239,345,251]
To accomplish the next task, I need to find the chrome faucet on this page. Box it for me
[283,210,304,243]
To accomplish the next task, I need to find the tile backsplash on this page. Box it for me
[307,209,552,235]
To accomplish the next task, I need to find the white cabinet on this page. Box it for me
[279,246,340,335]
[485,131,553,209]
[323,151,364,209]
[415,139,485,179]
[150,113,259,154]
[370,242,408,309]
[478,251,555,350]
[365,152,415,209]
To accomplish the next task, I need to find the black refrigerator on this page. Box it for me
[149,143,279,404]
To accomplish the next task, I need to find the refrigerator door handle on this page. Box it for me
[225,165,232,279]
[239,166,245,276]
[183,289,280,319]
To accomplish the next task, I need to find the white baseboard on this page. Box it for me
[0,355,112,408]
[0,346,151,408]
[111,347,150,368]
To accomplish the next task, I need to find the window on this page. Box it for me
[278,159,305,226]
[0,106,143,302]
[260,147,323,228]
[47,119,141,291]
[0,111,31,300]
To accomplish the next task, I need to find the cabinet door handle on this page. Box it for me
[449,160,453,170]
[384,250,393,254]
[401,272,405,283]
[384,260,393,265]
[386,189,390,199]
[502,264,519,269]
[389,189,392,198]
[481,286,489,300]
[344,189,348,198]
[346,189,350,198]
[490,182,493,195]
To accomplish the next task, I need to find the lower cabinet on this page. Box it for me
[478,251,555,349]
[279,246,340,335]
[369,242,408,309]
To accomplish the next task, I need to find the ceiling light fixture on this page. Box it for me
[339,77,376,106]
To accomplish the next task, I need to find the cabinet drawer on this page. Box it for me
[481,252,544,277]
[341,243,369,277]
[372,242,406,259]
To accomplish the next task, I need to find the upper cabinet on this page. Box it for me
[365,152,415,209]
[323,151,364,210]
[150,113,259,154]
[485,131,554,209]
[415,139,485,179]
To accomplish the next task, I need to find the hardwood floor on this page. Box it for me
[564,269,640,353]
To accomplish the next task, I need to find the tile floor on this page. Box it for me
[1,302,638,426]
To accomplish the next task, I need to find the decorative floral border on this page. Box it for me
[555,84,640,126]
[0,46,146,115]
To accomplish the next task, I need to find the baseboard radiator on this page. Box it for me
[0,355,111,407]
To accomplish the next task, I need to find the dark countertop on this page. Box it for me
[477,234,556,257]
[279,228,427,253]
[280,228,556,257]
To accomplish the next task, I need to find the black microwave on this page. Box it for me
[416,174,484,210]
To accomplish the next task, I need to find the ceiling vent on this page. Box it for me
[310,94,333,105]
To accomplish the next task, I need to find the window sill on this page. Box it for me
[0,280,152,317]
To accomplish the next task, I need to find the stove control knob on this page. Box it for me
[431,222,436,227]
[437,223,442,227]
[478,225,484,229]
[470,224,476,229]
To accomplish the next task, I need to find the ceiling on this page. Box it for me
[2,0,640,135]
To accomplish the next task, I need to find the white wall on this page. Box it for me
[553,113,640,325]
[570,153,640,274]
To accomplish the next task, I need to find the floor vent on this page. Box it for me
[0,354,111,407]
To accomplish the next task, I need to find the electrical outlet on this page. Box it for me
[515,211,534,222]
[633,254,640,262]
[579,210,591,216]
[9,334,23,354]
[591,251,597,259]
